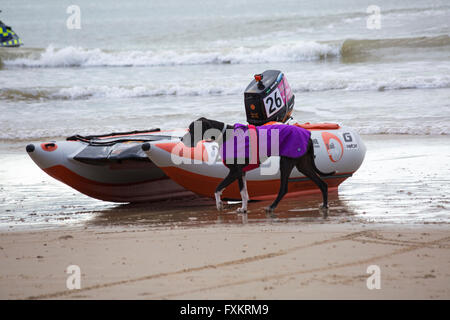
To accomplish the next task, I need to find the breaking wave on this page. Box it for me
[341,35,450,56]
[2,35,449,68]
[2,75,450,101]
[2,42,339,68]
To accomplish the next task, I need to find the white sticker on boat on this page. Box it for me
[204,141,221,165]
[264,88,284,117]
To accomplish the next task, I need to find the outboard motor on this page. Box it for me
[244,70,294,125]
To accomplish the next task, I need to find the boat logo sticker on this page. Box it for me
[321,132,343,162]
[343,132,353,142]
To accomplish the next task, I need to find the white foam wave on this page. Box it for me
[358,125,450,136]
[53,75,450,99]
[53,84,241,99]
[2,74,449,102]
[1,123,448,141]
[295,75,450,92]
[4,42,340,68]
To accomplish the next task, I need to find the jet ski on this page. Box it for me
[0,12,23,47]
[26,70,366,203]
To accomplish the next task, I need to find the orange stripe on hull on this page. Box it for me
[43,165,192,203]
[161,166,351,200]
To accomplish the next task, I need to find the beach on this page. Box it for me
[1,222,449,300]
[1,0,449,300]
[1,134,449,299]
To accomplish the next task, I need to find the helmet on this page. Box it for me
[244,70,295,126]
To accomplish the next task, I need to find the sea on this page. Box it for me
[0,0,449,230]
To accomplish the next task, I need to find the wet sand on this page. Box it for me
[0,134,449,299]
[0,222,449,299]
[1,134,449,230]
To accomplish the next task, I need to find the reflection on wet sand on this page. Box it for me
[2,135,448,231]
[86,190,356,229]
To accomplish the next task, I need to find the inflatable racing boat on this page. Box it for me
[26,70,366,203]
[26,129,194,202]
[141,123,365,200]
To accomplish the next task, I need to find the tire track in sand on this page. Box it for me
[26,230,370,299]
[154,235,450,299]
[352,231,450,248]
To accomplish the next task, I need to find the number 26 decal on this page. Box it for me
[264,88,284,117]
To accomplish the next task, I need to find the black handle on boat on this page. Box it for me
[141,143,151,152]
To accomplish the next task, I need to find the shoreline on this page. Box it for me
[1,134,449,232]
